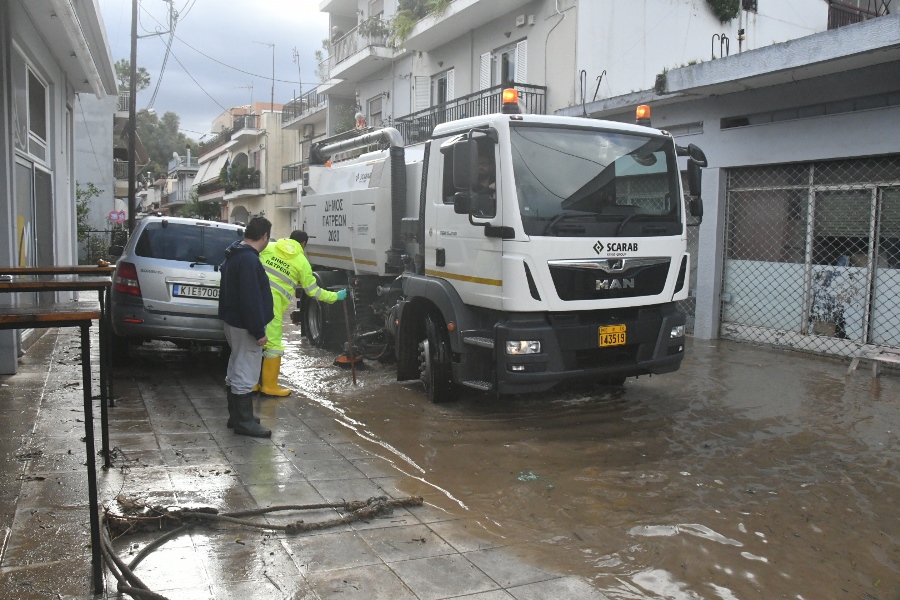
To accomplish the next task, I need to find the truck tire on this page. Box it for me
[302,271,345,350]
[418,315,458,403]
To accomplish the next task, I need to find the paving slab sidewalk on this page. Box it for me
[0,329,607,600]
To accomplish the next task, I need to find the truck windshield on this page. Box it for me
[510,124,682,238]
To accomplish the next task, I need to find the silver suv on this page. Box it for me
[111,217,244,351]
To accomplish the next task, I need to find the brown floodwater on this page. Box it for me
[281,332,900,600]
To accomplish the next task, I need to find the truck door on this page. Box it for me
[424,137,503,310]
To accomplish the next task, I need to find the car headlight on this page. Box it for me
[670,325,685,338]
[506,340,541,355]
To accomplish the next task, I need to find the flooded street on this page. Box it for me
[280,330,900,599]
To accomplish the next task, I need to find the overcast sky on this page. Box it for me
[97,0,329,141]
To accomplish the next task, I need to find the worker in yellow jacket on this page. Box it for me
[257,230,346,395]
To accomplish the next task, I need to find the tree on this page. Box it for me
[114,59,151,93]
[136,109,200,180]
[314,39,329,84]
[76,181,102,242]
[178,189,221,221]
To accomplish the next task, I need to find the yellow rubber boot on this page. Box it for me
[259,356,291,396]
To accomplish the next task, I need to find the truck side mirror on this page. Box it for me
[452,139,477,190]
[687,143,708,167]
[453,192,472,215]
[688,196,703,219]
[687,160,702,198]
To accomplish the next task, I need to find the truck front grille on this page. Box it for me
[548,259,670,301]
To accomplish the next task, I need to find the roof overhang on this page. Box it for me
[558,14,900,119]
[22,0,118,98]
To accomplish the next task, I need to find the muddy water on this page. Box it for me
[281,332,900,600]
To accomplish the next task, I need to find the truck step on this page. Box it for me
[462,336,494,349]
[460,380,493,391]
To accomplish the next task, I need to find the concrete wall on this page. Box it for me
[576,0,827,103]
[74,94,116,231]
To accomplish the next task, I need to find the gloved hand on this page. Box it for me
[336,289,347,301]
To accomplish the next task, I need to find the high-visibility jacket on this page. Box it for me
[259,238,338,356]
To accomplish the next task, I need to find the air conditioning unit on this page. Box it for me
[302,124,314,138]
[515,14,526,27]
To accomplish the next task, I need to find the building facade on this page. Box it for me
[0,0,118,373]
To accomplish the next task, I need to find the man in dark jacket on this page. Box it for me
[218,216,274,438]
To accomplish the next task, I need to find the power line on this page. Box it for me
[169,49,228,112]
[146,3,177,109]
[174,34,305,87]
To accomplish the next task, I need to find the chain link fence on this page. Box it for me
[721,154,900,357]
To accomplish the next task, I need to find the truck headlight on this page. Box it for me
[506,340,541,355]
[670,325,685,338]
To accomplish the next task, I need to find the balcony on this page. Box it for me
[232,114,262,143]
[281,161,308,185]
[283,88,328,129]
[403,0,533,52]
[197,179,225,200]
[113,160,129,180]
[116,91,130,113]
[393,83,546,145]
[319,0,357,16]
[827,1,886,29]
[330,19,394,81]
[198,129,232,158]
[168,155,199,173]
[165,190,190,208]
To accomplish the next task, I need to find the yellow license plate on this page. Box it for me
[599,324,627,347]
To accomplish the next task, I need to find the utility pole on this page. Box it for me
[128,0,138,234]
[292,47,303,100]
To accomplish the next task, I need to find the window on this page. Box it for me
[742,0,757,11]
[431,69,454,105]
[481,40,527,90]
[367,95,384,128]
[441,137,497,218]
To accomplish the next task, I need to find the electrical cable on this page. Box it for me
[168,50,229,112]
[145,5,177,109]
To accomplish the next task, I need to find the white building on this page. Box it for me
[1,0,118,373]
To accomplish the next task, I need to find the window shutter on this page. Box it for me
[413,76,430,111]
[480,52,491,90]
[515,40,527,84]
[446,69,454,101]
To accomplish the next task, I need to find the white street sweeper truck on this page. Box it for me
[294,91,707,401]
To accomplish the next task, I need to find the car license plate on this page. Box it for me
[598,324,626,347]
[173,284,219,299]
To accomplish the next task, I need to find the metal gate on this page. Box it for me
[721,155,900,356]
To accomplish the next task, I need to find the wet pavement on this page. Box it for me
[0,323,897,599]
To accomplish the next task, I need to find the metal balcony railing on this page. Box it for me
[225,170,261,194]
[167,156,199,172]
[116,91,129,112]
[827,1,882,29]
[284,88,328,123]
[331,19,390,69]
[393,83,547,145]
[197,179,225,197]
[198,129,232,157]
[281,161,308,184]
[113,160,129,179]
[233,114,260,132]
[165,191,189,206]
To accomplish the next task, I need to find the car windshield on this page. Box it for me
[510,124,682,237]
[134,223,242,264]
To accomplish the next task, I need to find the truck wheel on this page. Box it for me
[418,315,458,403]
[303,297,337,349]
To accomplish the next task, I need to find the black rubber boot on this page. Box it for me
[232,392,271,438]
[226,387,259,428]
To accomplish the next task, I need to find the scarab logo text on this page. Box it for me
[594,241,639,256]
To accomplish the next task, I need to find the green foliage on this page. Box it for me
[219,164,261,193]
[390,0,452,46]
[114,59,151,93]
[178,189,221,221]
[331,103,359,135]
[76,181,102,243]
[358,17,391,39]
[136,109,200,180]
[707,0,740,22]
[314,39,329,83]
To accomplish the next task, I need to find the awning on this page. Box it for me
[195,153,228,186]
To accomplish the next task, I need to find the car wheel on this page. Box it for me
[418,315,458,403]
[110,333,131,367]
